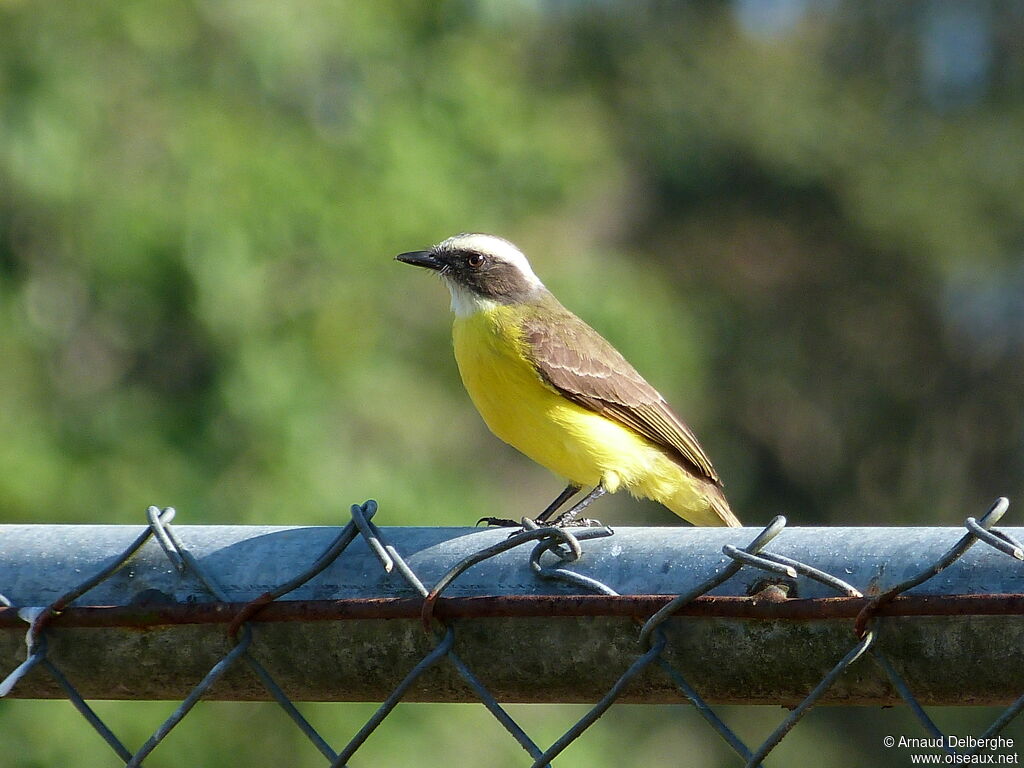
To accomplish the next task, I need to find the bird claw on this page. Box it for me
[549,515,604,528]
[476,516,521,527]
[477,514,605,531]
[478,516,540,539]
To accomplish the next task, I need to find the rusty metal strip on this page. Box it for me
[2,592,1024,630]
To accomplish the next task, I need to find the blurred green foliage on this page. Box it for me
[2,1,1023,766]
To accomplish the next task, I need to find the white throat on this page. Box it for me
[445,279,499,317]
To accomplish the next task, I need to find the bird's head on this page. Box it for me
[396,233,544,316]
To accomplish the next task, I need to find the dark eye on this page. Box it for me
[467,253,485,268]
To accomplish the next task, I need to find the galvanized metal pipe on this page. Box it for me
[2,524,1023,704]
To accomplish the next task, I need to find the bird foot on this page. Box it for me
[476,515,604,530]
[475,518,602,536]
[476,516,521,527]
[548,514,604,528]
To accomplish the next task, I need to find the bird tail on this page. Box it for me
[666,480,741,527]
[706,484,741,527]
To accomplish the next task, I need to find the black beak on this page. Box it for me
[396,250,443,271]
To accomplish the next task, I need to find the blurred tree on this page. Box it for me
[1,0,1022,766]
[533,0,1024,523]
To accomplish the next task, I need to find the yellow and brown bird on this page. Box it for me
[397,233,739,528]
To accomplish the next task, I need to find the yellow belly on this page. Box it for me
[452,307,707,517]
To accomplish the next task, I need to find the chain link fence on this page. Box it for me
[2,498,1023,766]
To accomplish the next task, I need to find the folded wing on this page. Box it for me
[521,310,721,485]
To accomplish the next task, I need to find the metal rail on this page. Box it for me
[2,499,1022,766]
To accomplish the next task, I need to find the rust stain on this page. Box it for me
[3,592,1024,630]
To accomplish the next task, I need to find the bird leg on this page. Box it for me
[549,484,607,528]
[535,483,583,522]
[478,482,581,527]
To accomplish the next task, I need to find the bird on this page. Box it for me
[396,233,740,528]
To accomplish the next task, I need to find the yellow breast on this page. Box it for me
[452,306,670,493]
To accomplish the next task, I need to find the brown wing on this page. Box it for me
[521,307,721,484]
